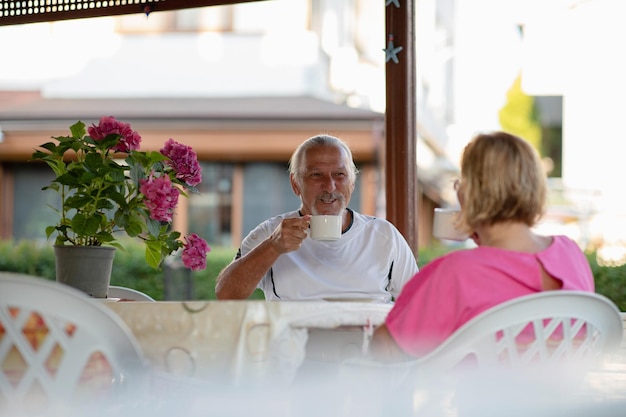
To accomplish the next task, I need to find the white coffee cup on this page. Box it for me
[433,208,469,241]
[309,215,342,241]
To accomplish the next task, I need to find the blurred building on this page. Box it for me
[0,1,452,249]
[6,0,615,257]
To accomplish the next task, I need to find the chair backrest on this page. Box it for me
[339,291,624,416]
[416,290,623,373]
[0,273,149,414]
[341,291,623,383]
[108,285,155,301]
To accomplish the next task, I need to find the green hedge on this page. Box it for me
[1,240,625,310]
[587,252,626,311]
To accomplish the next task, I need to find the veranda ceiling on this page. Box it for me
[0,0,418,256]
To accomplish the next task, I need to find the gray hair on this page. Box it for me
[288,134,359,183]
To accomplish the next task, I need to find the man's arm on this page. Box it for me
[214,239,281,299]
[215,215,311,299]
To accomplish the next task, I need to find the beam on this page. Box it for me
[385,0,418,257]
[0,0,266,26]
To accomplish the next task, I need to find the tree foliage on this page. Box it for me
[498,73,542,151]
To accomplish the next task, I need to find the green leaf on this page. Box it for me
[164,233,183,253]
[69,121,86,138]
[145,240,163,269]
[55,172,81,187]
[71,213,101,236]
[127,159,147,185]
[108,165,126,183]
[95,198,114,211]
[47,160,68,178]
[166,231,181,244]
[43,183,60,192]
[45,226,57,239]
[124,218,144,237]
[65,195,94,210]
[146,217,163,238]
[110,241,125,251]
[83,152,108,174]
[109,190,129,209]
[95,231,115,243]
[31,142,58,159]
[87,133,122,151]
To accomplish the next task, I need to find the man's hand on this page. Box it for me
[268,215,312,254]
[215,214,312,300]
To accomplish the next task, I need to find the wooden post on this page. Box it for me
[385,0,419,257]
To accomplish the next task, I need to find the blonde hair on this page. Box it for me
[457,131,547,231]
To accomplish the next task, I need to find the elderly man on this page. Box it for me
[215,134,418,303]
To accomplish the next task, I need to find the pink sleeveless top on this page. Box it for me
[385,235,595,357]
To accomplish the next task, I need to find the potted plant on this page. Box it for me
[31,116,210,297]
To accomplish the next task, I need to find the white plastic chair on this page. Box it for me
[418,291,622,371]
[108,285,155,301]
[341,290,624,381]
[338,291,624,416]
[0,273,149,414]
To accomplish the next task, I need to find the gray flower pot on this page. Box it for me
[54,245,116,298]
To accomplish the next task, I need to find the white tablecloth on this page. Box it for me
[105,300,391,384]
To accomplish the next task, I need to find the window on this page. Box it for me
[188,163,235,247]
[12,164,58,242]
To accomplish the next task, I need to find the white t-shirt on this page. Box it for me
[238,209,419,303]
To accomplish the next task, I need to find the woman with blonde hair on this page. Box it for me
[370,131,594,361]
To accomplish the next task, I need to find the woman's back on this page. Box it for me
[384,235,594,357]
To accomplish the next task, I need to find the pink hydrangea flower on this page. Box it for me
[182,234,210,271]
[88,116,142,152]
[139,174,179,222]
[160,138,202,187]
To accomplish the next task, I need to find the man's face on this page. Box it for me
[290,145,355,216]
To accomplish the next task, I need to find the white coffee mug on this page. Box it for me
[309,215,342,241]
[433,208,469,241]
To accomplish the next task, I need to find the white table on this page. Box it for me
[104,300,392,384]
